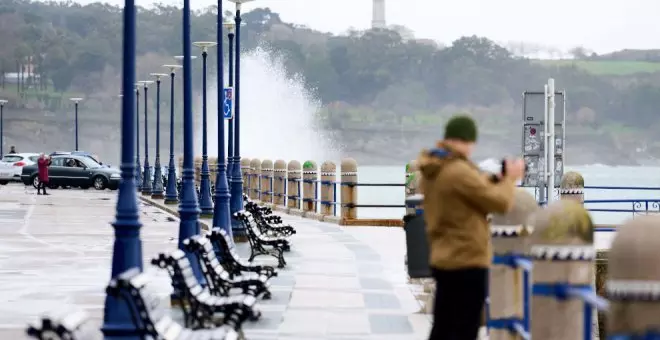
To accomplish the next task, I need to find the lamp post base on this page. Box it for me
[141,163,152,195]
[151,158,164,199]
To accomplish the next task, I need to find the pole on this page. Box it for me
[152,77,164,198]
[74,103,79,151]
[213,3,232,235]
[230,6,246,240]
[141,83,152,195]
[135,88,142,189]
[165,70,179,204]
[227,30,235,190]
[179,0,206,285]
[0,104,3,159]
[102,0,142,336]
[547,78,556,205]
[198,50,214,217]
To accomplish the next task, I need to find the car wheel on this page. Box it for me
[32,176,39,189]
[0,180,8,185]
[93,176,107,190]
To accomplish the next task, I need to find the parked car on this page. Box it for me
[0,153,40,184]
[50,151,112,167]
[21,154,120,190]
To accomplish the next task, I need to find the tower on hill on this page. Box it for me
[372,0,386,29]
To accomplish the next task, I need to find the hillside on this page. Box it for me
[1,1,660,164]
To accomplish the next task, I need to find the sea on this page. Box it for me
[352,164,660,250]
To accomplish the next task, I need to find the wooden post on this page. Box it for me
[489,189,538,340]
[249,158,261,200]
[607,215,660,338]
[302,160,318,215]
[260,159,273,205]
[340,158,358,222]
[529,200,596,339]
[273,159,286,207]
[287,160,303,215]
[240,158,251,195]
[320,161,336,218]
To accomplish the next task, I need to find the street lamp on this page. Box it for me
[102,0,142,335]
[193,41,218,218]
[224,21,236,192]
[134,84,142,189]
[70,98,83,151]
[138,80,155,196]
[150,73,168,199]
[163,64,182,204]
[0,99,6,159]
[178,0,206,286]
[228,0,255,239]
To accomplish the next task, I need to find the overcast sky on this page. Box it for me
[68,0,659,53]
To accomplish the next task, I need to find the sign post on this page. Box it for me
[223,87,233,119]
[521,79,566,204]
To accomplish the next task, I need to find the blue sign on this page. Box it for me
[223,87,233,119]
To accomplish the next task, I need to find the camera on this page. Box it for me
[489,159,529,183]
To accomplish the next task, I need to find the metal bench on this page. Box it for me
[183,235,272,300]
[234,211,288,268]
[151,250,261,326]
[244,201,296,237]
[208,228,278,280]
[106,267,240,339]
[26,309,101,340]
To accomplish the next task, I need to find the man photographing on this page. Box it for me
[418,115,525,340]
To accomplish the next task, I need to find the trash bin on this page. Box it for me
[404,194,431,278]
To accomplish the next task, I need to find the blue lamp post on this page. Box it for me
[228,0,254,240]
[162,64,182,204]
[224,22,236,192]
[178,0,206,285]
[101,0,142,335]
[134,85,142,189]
[138,80,154,196]
[192,41,218,218]
[150,73,168,199]
[0,99,6,159]
[210,13,232,234]
[69,98,83,151]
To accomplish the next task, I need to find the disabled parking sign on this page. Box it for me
[223,87,233,119]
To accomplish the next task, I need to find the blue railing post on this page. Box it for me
[102,0,143,336]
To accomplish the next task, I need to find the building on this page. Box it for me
[372,0,386,29]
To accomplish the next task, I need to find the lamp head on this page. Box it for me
[138,80,155,88]
[174,55,197,61]
[150,73,168,80]
[223,21,236,34]
[228,0,255,9]
[0,99,7,105]
[162,64,182,73]
[70,97,83,103]
[193,41,218,52]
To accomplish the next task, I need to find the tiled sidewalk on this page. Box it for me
[232,216,431,340]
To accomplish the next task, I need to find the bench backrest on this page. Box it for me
[26,309,102,340]
[185,235,234,282]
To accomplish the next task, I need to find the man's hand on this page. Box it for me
[503,158,525,180]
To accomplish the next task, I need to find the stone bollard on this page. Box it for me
[241,158,251,195]
[273,160,287,209]
[302,160,318,216]
[488,189,539,340]
[560,171,600,338]
[287,160,302,214]
[340,158,358,223]
[249,159,261,200]
[606,215,660,338]
[260,159,274,205]
[529,200,596,339]
[318,161,339,223]
[405,160,420,216]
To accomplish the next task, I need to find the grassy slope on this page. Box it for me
[535,59,660,75]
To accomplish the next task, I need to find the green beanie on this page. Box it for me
[444,115,477,142]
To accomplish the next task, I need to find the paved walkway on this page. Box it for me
[0,183,431,339]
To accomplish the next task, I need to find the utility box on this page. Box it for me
[404,194,431,278]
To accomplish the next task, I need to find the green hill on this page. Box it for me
[536,59,660,75]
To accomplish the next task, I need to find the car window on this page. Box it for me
[1,155,23,163]
[28,156,40,162]
[80,156,102,168]
[51,158,64,166]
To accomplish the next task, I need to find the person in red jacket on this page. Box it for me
[37,153,51,195]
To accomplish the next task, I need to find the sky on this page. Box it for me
[68,0,659,54]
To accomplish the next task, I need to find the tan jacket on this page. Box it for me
[418,144,516,270]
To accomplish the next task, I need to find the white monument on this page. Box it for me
[372,0,386,29]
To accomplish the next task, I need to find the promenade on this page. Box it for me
[0,183,432,339]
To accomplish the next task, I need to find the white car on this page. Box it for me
[0,153,40,184]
